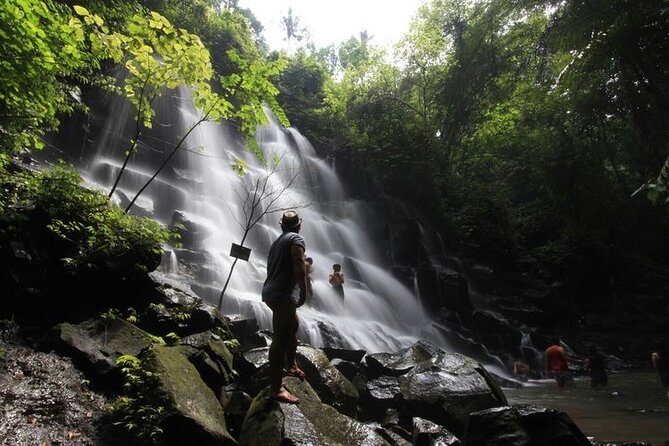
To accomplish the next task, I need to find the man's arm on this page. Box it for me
[340,272,345,283]
[291,245,308,306]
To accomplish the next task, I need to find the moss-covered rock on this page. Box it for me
[143,345,235,445]
[50,318,154,383]
[178,331,236,400]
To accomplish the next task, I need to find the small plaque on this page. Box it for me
[230,243,251,261]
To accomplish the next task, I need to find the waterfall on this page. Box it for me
[76,89,453,354]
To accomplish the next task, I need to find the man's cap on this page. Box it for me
[280,209,302,228]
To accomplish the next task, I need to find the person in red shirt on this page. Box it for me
[545,337,574,387]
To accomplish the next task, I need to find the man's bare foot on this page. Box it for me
[286,366,306,381]
[270,387,299,404]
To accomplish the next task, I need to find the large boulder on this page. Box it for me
[49,318,153,383]
[397,351,507,436]
[239,345,359,417]
[238,377,391,446]
[143,345,235,445]
[463,405,591,446]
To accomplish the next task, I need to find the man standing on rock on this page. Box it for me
[262,210,309,404]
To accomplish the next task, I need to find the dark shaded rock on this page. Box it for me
[398,352,507,436]
[322,347,366,363]
[223,390,252,441]
[366,341,441,378]
[469,310,522,354]
[142,345,235,445]
[463,406,529,445]
[412,417,461,446]
[417,265,471,314]
[190,304,232,337]
[229,318,267,351]
[463,405,591,446]
[516,405,591,445]
[238,377,391,446]
[237,347,269,377]
[331,358,361,381]
[179,331,235,400]
[170,211,213,248]
[49,318,153,384]
[375,425,414,446]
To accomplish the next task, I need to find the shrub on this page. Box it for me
[0,161,174,272]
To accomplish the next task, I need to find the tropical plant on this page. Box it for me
[113,354,166,442]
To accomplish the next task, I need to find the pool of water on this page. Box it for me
[505,371,669,445]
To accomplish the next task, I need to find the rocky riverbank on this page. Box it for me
[0,295,658,445]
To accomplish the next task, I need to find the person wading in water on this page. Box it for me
[651,340,669,400]
[544,337,574,388]
[329,263,345,300]
[262,210,309,404]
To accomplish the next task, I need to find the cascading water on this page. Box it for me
[77,89,453,354]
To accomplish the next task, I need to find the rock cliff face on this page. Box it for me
[367,193,669,367]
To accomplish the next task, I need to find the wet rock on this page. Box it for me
[316,320,348,347]
[366,340,441,378]
[398,351,507,436]
[142,345,235,445]
[238,377,391,446]
[374,424,414,446]
[322,347,366,363]
[238,346,269,377]
[363,375,402,410]
[295,345,359,417]
[49,318,153,384]
[462,405,590,446]
[412,417,461,446]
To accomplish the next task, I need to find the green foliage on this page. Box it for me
[276,0,669,279]
[0,162,173,271]
[0,0,105,151]
[113,354,166,442]
[164,332,180,345]
[100,308,122,324]
[220,49,288,158]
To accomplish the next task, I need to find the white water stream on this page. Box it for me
[81,91,452,354]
